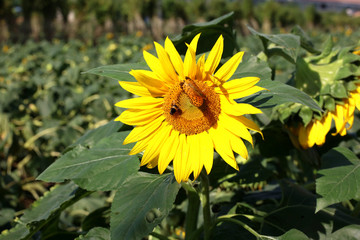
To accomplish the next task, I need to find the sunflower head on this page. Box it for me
[115,33,265,183]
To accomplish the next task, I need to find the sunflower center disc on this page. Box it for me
[163,80,221,135]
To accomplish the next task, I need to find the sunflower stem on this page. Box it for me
[182,182,200,240]
[211,217,262,239]
[200,172,212,240]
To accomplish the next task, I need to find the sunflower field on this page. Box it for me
[1,12,360,240]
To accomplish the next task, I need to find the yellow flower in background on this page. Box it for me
[296,112,332,149]
[332,83,360,136]
[290,83,360,149]
[115,34,264,183]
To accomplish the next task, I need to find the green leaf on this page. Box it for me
[232,53,272,81]
[0,224,29,240]
[0,182,87,240]
[299,106,313,126]
[231,54,321,112]
[328,82,348,99]
[110,173,180,240]
[321,225,360,240]
[295,57,321,97]
[248,27,301,63]
[20,182,80,224]
[238,80,322,112]
[85,62,148,82]
[172,12,237,58]
[0,209,15,226]
[277,229,309,240]
[66,120,123,151]
[37,131,139,191]
[291,25,320,54]
[76,227,110,240]
[316,147,360,212]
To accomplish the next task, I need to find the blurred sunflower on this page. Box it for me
[115,34,264,182]
[288,48,360,149]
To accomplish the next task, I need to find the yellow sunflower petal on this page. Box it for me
[228,86,266,99]
[219,113,253,145]
[154,42,178,83]
[237,116,263,138]
[146,157,158,169]
[115,97,163,109]
[130,70,169,96]
[209,126,239,171]
[184,43,197,80]
[198,131,214,174]
[173,134,187,183]
[322,112,332,134]
[221,96,262,116]
[123,115,165,144]
[183,34,201,80]
[298,124,311,149]
[332,104,347,136]
[228,131,248,160]
[196,54,206,80]
[141,124,172,166]
[158,130,180,174]
[164,37,184,79]
[116,108,164,126]
[118,81,152,97]
[187,134,202,180]
[129,137,152,155]
[143,51,173,86]
[204,35,223,75]
[216,77,261,94]
[189,33,201,53]
[214,51,244,82]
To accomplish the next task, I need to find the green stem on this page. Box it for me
[182,182,200,240]
[213,217,262,239]
[200,172,212,240]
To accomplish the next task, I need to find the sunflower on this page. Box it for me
[115,34,264,183]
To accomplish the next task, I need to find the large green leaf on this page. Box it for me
[316,147,360,212]
[37,131,139,191]
[248,27,301,63]
[238,80,322,112]
[110,173,180,240]
[231,54,321,112]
